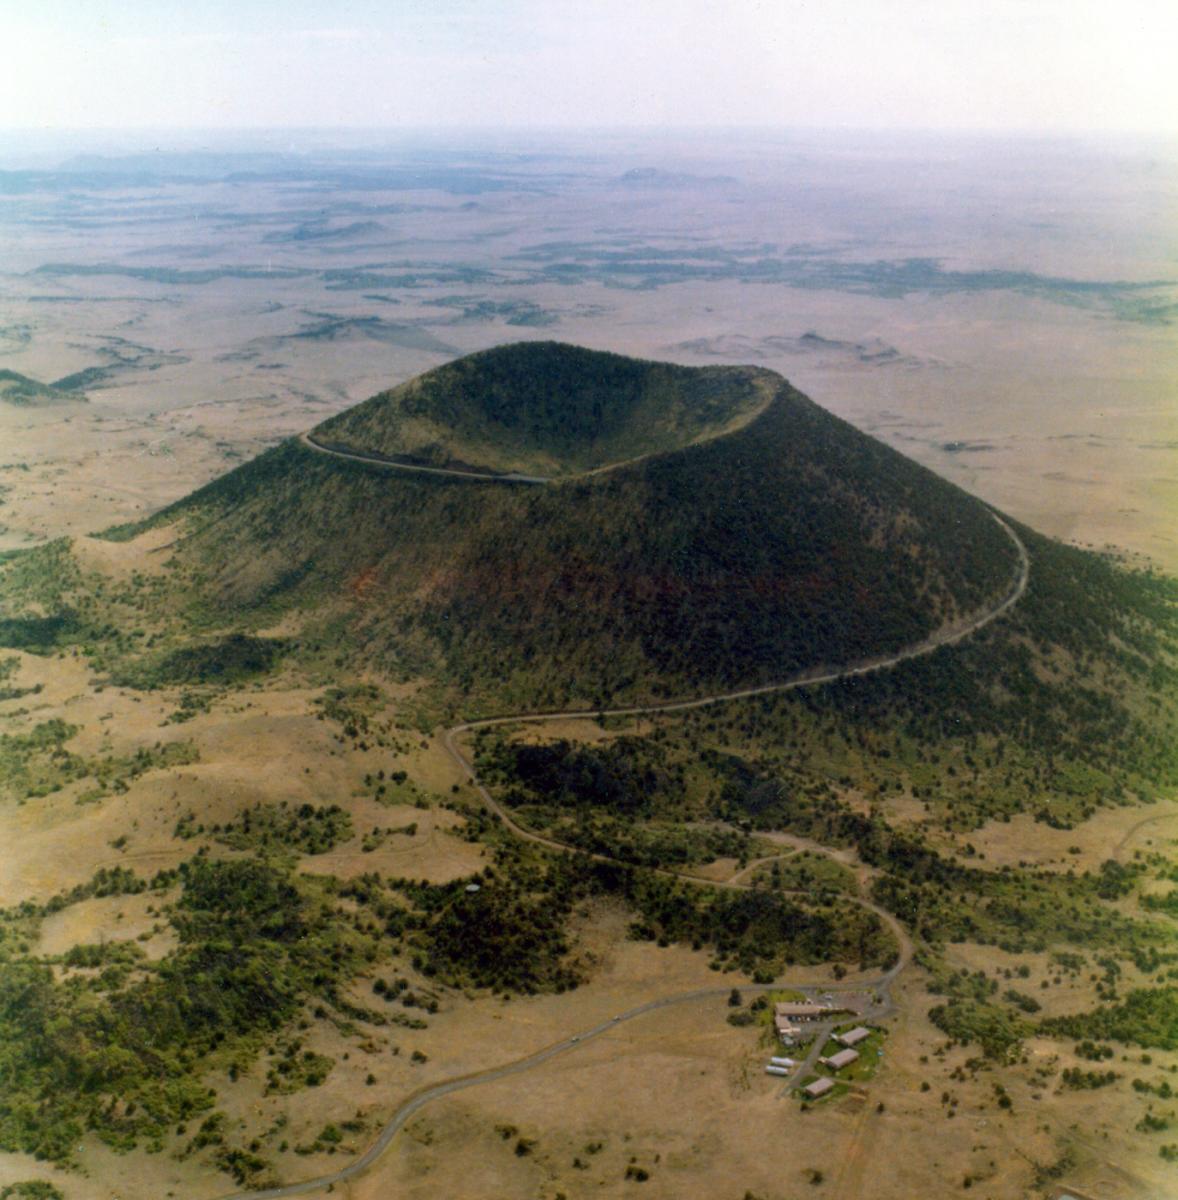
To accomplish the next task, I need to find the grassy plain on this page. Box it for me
[0,581,1174,1198]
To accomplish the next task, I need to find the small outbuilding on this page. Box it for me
[803,1077,835,1099]
[835,1026,871,1048]
[819,1048,860,1072]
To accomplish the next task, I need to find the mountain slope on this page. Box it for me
[129,343,1019,708]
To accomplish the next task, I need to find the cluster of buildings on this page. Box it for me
[773,1000,851,1045]
[802,1025,875,1099]
[759,1000,877,1099]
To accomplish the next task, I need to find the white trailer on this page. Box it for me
[765,1064,791,1076]
[770,1056,797,1068]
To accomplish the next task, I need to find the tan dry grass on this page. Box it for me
[36,890,178,960]
[951,798,1178,873]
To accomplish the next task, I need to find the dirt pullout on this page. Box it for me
[72,524,180,575]
[299,800,486,884]
[0,663,481,896]
[952,797,1178,873]
[36,890,178,961]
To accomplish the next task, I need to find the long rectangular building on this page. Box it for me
[774,1000,852,1041]
[819,1048,859,1071]
[803,1077,835,1099]
[774,1002,851,1021]
[835,1026,871,1047]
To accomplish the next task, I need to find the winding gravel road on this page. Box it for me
[1112,809,1178,861]
[214,510,1029,1200]
[301,433,551,483]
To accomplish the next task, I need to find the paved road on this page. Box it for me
[213,513,1028,1200]
[299,392,772,486]
[301,433,551,484]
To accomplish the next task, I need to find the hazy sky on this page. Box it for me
[3,0,1175,133]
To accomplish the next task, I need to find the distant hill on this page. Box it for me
[0,369,85,407]
[121,342,1019,708]
[262,219,385,244]
[617,168,738,188]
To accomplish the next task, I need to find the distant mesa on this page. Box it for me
[617,167,738,188]
[672,331,915,367]
[263,220,385,244]
[798,331,901,362]
[0,369,86,407]
[284,315,455,355]
[126,341,1022,708]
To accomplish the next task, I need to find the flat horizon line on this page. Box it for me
[0,124,1174,140]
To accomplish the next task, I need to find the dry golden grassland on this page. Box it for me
[2,551,1174,1200]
